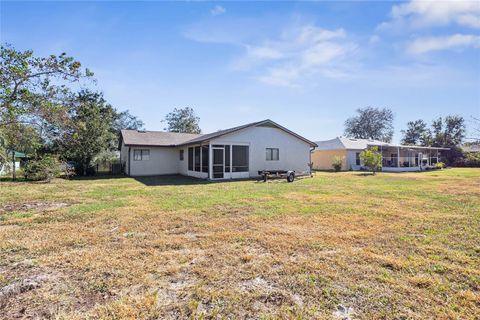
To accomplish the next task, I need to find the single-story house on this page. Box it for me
[120,119,317,179]
[312,137,449,172]
[0,150,26,176]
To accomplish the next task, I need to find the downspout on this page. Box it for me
[309,146,314,176]
[128,147,131,176]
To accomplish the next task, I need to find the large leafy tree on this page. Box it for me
[344,107,394,143]
[401,119,431,145]
[0,44,93,132]
[163,107,201,134]
[61,90,117,175]
[431,115,465,147]
[1,44,92,178]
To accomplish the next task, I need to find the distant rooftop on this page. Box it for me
[314,137,449,150]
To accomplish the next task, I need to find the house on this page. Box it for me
[0,150,26,176]
[312,137,449,172]
[119,119,317,179]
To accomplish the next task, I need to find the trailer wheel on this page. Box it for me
[287,172,295,183]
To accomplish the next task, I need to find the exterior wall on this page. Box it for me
[347,150,363,171]
[311,149,348,170]
[129,146,178,176]
[210,126,312,178]
[120,142,130,175]
[0,161,20,176]
[177,146,188,176]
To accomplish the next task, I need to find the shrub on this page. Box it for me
[23,155,64,182]
[360,146,382,175]
[435,162,445,169]
[332,156,344,172]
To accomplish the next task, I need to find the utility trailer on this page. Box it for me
[258,170,312,182]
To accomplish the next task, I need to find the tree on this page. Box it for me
[163,107,201,134]
[431,115,465,147]
[401,119,431,145]
[114,110,144,132]
[359,146,382,175]
[344,107,394,142]
[61,90,117,175]
[1,44,93,134]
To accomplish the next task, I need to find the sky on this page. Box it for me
[1,0,479,142]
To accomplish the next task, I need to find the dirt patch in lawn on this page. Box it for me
[0,201,70,214]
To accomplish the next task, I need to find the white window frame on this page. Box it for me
[134,149,150,161]
[266,148,279,161]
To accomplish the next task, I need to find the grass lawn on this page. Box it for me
[0,169,479,319]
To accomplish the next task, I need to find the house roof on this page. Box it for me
[121,130,202,147]
[6,150,26,158]
[314,137,449,151]
[462,144,480,152]
[121,119,317,148]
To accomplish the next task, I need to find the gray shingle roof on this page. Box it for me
[121,130,203,147]
[315,137,449,150]
[121,119,317,148]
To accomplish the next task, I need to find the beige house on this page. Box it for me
[312,137,449,172]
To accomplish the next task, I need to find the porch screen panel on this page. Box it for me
[194,146,201,172]
[201,145,209,172]
[188,147,193,171]
[225,145,230,172]
[232,145,248,172]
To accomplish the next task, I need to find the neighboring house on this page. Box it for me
[461,144,480,153]
[0,151,26,176]
[312,137,449,172]
[119,119,317,179]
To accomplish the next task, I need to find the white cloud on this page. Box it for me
[210,5,226,16]
[242,25,354,86]
[378,0,480,31]
[185,22,356,87]
[407,34,480,54]
[369,35,380,44]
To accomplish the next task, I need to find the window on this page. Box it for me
[179,149,184,161]
[201,145,209,172]
[194,146,201,172]
[355,152,361,166]
[266,148,279,161]
[232,145,249,172]
[188,147,193,171]
[134,149,150,161]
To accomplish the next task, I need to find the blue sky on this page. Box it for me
[2,1,479,142]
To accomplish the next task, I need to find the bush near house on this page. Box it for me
[454,152,480,167]
[23,155,71,182]
[331,156,344,172]
[360,146,382,175]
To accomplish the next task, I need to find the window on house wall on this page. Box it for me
[232,145,249,172]
[355,152,361,166]
[134,149,150,161]
[201,145,209,172]
[179,149,184,161]
[194,146,201,172]
[225,145,230,172]
[188,147,193,170]
[266,148,279,161]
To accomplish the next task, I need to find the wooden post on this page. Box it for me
[12,150,16,181]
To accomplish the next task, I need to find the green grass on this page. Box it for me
[0,168,479,319]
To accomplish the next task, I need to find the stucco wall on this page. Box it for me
[210,126,312,178]
[120,142,130,175]
[311,149,348,170]
[129,147,178,176]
